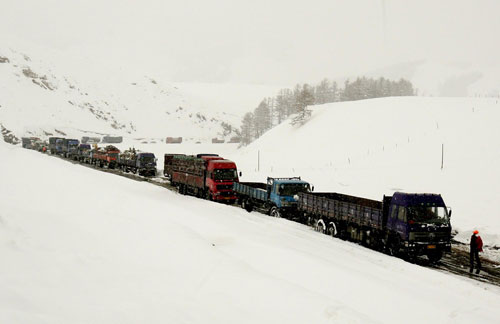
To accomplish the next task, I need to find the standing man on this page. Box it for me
[470,230,483,274]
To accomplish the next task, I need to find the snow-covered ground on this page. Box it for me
[2,135,500,324]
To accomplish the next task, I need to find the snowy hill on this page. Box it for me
[230,97,500,249]
[366,60,500,97]
[0,44,279,142]
[2,135,500,323]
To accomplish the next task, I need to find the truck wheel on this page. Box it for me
[315,219,326,233]
[241,199,253,212]
[270,207,281,218]
[387,236,400,257]
[327,222,338,237]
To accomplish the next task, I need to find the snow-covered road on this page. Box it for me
[1,141,500,324]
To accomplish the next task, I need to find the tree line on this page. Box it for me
[239,76,415,145]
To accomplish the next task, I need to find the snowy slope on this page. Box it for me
[366,60,500,97]
[1,138,500,324]
[0,43,279,142]
[229,97,500,249]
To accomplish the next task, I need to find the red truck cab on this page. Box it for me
[202,156,239,202]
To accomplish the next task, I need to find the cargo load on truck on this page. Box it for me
[118,148,157,176]
[163,153,185,180]
[90,145,120,169]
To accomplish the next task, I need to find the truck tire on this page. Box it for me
[270,206,281,218]
[387,236,401,257]
[241,199,253,212]
[315,219,326,233]
[327,222,338,237]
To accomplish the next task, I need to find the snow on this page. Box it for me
[1,139,500,323]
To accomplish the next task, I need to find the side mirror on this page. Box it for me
[239,171,242,177]
[448,209,452,217]
[311,185,314,192]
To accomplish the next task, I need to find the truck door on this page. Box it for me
[395,206,407,238]
[387,205,398,231]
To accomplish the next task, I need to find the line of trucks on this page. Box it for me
[164,153,451,262]
[27,139,453,262]
[46,137,158,176]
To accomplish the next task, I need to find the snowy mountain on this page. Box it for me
[0,44,279,143]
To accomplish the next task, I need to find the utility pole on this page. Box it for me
[258,150,260,172]
[441,144,444,170]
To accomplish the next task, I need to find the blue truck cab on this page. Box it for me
[234,176,312,218]
[385,192,452,261]
[267,177,312,210]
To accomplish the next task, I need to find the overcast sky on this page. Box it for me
[1,0,499,85]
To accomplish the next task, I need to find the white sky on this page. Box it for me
[1,0,499,84]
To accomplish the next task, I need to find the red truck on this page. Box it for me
[169,154,239,203]
[90,145,120,169]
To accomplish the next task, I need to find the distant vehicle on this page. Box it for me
[90,145,120,169]
[166,137,182,144]
[234,177,311,219]
[81,136,101,144]
[21,137,33,149]
[76,144,92,162]
[118,148,157,176]
[228,136,241,143]
[169,154,238,203]
[21,137,41,149]
[211,138,225,144]
[48,137,64,155]
[32,139,47,152]
[102,136,123,144]
[62,139,79,158]
[297,191,452,262]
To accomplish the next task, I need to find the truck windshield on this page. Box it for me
[407,205,449,224]
[279,183,310,196]
[214,169,237,181]
[140,156,155,163]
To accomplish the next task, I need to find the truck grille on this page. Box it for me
[217,184,233,190]
[409,231,449,242]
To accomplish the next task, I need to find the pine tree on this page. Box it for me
[253,100,272,137]
[291,84,314,125]
[240,112,255,145]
